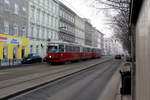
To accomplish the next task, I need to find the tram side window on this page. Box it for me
[96,49,98,53]
[83,48,86,53]
[92,49,94,53]
[70,46,74,52]
[75,47,80,52]
[73,46,75,52]
[66,45,73,52]
[66,45,70,52]
[83,48,88,53]
[88,48,91,52]
[47,46,58,53]
[86,48,88,52]
[59,45,64,52]
[3,46,8,59]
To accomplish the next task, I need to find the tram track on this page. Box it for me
[0,58,107,81]
[11,60,121,100]
[0,58,113,99]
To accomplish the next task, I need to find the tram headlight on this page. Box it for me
[49,56,52,58]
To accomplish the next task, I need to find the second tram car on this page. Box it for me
[45,41,101,64]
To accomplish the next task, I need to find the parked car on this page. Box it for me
[22,53,42,64]
[115,55,122,59]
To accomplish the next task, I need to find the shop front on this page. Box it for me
[0,34,29,67]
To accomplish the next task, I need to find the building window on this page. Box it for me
[42,27,45,39]
[23,7,26,12]
[3,46,8,59]
[36,9,40,22]
[30,45,33,53]
[37,26,40,38]
[13,24,19,36]
[21,26,26,35]
[13,46,18,59]
[22,7,27,16]
[3,0,10,10]
[47,14,49,25]
[46,0,49,8]
[14,3,19,15]
[50,16,53,27]
[3,21,9,34]
[31,25,34,37]
[42,11,45,24]
[36,45,38,53]
[31,7,35,20]
[34,0,39,3]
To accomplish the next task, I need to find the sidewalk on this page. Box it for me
[116,82,132,100]
[98,60,132,100]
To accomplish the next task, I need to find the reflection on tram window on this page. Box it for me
[59,45,64,52]
[47,46,58,53]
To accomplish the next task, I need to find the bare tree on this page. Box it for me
[92,0,131,53]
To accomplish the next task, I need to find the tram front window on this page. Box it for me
[47,46,59,53]
[59,45,64,52]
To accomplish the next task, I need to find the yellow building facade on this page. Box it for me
[0,34,29,66]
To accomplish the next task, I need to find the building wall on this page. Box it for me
[75,16,85,45]
[59,2,76,43]
[104,38,111,55]
[92,28,99,47]
[97,31,104,49]
[0,0,3,34]
[84,19,92,46]
[0,0,28,37]
[28,0,59,57]
[0,0,29,66]
[136,0,150,100]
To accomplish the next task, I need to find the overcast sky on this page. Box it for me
[60,0,113,37]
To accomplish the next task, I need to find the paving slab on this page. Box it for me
[97,61,122,100]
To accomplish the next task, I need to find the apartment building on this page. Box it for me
[0,0,29,66]
[59,2,76,43]
[84,19,93,46]
[0,0,28,37]
[75,15,85,45]
[97,30,104,50]
[28,0,59,57]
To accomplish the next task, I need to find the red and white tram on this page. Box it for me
[45,41,101,64]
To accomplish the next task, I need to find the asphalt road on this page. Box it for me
[11,59,121,100]
[0,57,108,81]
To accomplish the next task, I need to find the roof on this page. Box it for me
[58,1,76,15]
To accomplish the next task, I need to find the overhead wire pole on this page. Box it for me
[129,0,135,100]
